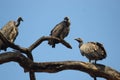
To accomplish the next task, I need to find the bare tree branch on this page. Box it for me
[0,31,72,80]
[28,36,72,52]
[0,32,72,53]
[1,31,119,80]
[0,52,120,80]
[0,31,28,53]
[0,32,72,80]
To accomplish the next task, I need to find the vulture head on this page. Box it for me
[18,17,23,21]
[64,17,69,21]
[75,38,83,43]
[64,17,70,26]
[16,17,23,27]
[75,38,83,47]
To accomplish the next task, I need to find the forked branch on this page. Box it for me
[0,32,72,53]
[0,31,72,80]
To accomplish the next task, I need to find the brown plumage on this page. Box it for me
[75,38,107,64]
[0,17,23,51]
[48,17,70,48]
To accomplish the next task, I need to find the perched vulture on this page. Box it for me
[75,38,107,64]
[48,17,70,48]
[0,17,23,51]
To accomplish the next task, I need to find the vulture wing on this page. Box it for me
[50,21,65,38]
[95,42,107,59]
[1,21,18,42]
[0,21,18,51]
[80,42,106,61]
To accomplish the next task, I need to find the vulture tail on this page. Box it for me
[0,40,7,51]
[48,39,59,48]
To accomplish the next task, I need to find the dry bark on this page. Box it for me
[0,52,120,80]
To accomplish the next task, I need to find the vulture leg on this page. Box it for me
[52,43,55,48]
[95,60,97,64]
[94,77,97,80]
[89,59,91,63]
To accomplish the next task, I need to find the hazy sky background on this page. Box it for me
[0,0,120,80]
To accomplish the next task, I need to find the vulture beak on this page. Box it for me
[74,38,79,42]
[21,18,23,22]
[20,17,24,22]
[18,17,24,22]
[74,38,83,43]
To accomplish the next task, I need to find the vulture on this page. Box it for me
[0,17,23,51]
[75,38,107,64]
[48,17,70,48]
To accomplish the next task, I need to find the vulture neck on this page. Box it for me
[79,42,83,48]
[16,19,21,27]
[64,20,70,27]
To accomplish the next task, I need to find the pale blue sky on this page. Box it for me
[0,0,120,80]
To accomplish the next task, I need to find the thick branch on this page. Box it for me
[0,52,120,80]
